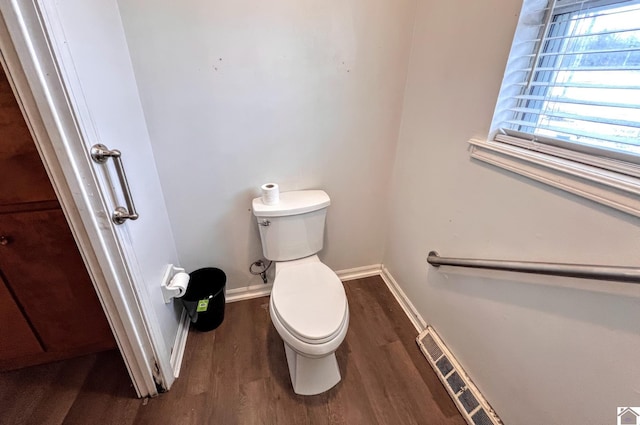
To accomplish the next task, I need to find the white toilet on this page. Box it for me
[252,189,349,395]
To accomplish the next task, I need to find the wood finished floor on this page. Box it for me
[0,276,465,425]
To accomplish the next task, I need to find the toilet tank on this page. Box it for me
[252,190,330,261]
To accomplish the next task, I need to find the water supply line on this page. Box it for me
[250,259,273,284]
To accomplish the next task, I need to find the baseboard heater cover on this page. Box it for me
[417,326,502,425]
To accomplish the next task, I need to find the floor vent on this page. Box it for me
[417,326,502,425]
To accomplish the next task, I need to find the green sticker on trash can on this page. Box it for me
[196,299,209,312]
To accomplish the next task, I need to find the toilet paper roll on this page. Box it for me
[169,272,190,298]
[261,183,280,205]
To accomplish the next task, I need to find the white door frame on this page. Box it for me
[0,0,164,397]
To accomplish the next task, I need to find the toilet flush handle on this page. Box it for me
[259,219,271,227]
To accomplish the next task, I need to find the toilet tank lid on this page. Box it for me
[252,190,330,217]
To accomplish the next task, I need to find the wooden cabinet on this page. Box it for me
[0,67,115,371]
[0,64,57,206]
[0,209,114,353]
[0,274,43,360]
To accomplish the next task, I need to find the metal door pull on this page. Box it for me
[91,144,139,225]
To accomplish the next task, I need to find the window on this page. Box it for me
[471,0,640,217]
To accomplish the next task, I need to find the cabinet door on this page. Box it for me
[0,274,43,360]
[0,67,57,206]
[0,209,114,352]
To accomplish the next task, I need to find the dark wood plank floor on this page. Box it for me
[0,276,464,425]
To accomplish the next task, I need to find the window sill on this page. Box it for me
[468,138,640,218]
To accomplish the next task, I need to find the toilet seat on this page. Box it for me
[270,297,349,358]
[272,303,348,345]
[271,261,347,345]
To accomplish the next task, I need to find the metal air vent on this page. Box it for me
[417,326,502,425]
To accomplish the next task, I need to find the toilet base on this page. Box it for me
[284,343,341,395]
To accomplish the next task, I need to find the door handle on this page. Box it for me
[90,144,139,225]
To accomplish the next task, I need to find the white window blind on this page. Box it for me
[491,0,640,165]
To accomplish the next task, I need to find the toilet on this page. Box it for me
[252,189,349,395]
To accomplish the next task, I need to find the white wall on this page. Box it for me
[116,1,640,421]
[116,0,415,290]
[384,1,640,424]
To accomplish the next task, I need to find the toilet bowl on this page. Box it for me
[269,255,349,395]
[252,189,349,395]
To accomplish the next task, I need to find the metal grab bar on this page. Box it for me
[91,144,139,225]
[427,251,640,283]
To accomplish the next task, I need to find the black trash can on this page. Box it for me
[181,267,226,331]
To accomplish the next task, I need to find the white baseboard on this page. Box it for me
[224,263,425,337]
[380,266,427,333]
[225,264,384,303]
[170,308,191,378]
[225,283,273,303]
[336,264,382,281]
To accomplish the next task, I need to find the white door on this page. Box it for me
[0,0,187,395]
